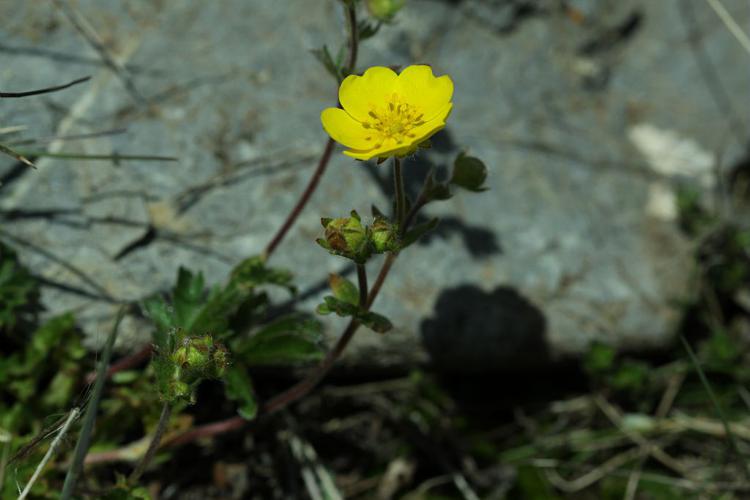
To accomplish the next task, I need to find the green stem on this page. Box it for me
[128,402,172,485]
[393,157,406,227]
[356,263,368,307]
[61,309,124,500]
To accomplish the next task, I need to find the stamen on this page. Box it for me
[368,111,379,119]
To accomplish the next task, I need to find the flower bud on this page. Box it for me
[367,0,405,21]
[317,210,372,263]
[370,216,399,253]
[169,335,229,384]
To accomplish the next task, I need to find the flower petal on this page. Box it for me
[405,102,452,145]
[397,65,453,121]
[339,66,399,122]
[343,104,452,161]
[320,107,371,150]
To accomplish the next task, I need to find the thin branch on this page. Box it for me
[263,138,335,259]
[356,263,368,306]
[0,76,90,98]
[263,2,359,260]
[128,402,172,485]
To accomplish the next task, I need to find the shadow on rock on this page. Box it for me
[421,285,549,373]
[421,216,502,258]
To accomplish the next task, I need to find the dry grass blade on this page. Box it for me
[0,143,35,168]
[703,0,750,56]
[61,310,124,500]
[0,76,90,98]
[680,335,750,482]
[18,408,80,500]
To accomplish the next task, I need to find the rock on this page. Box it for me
[1,0,748,372]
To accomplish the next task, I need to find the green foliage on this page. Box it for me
[328,273,360,306]
[312,45,347,83]
[0,242,39,332]
[223,365,258,420]
[232,313,325,366]
[583,343,650,396]
[0,313,84,433]
[317,295,393,334]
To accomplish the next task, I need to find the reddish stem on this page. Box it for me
[263,138,335,259]
[85,344,152,385]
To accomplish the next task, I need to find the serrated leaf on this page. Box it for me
[451,153,488,192]
[224,365,257,420]
[172,267,205,330]
[234,314,325,366]
[190,283,247,336]
[328,274,359,306]
[230,256,295,293]
[402,218,440,247]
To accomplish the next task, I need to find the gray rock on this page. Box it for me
[1,0,748,372]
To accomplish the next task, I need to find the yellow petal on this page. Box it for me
[397,65,453,121]
[339,66,399,122]
[343,104,452,161]
[320,107,371,150]
[405,102,452,145]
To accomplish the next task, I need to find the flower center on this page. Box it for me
[361,93,425,147]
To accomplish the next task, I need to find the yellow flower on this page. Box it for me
[321,65,453,161]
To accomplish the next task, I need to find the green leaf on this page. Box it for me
[234,314,325,366]
[230,256,295,293]
[358,310,393,334]
[451,152,488,192]
[311,45,343,82]
[401,218,440,248]
[316,296,393,334]
[357,19,381,40]
[190,283,246,336]
[316,295,360,317]
[224,365,257,420]
[141,296,173,349]
[328,273,359,306]
[172,267,205,330]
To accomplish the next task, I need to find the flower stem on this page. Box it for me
[263,138,336,259]
[128,402,172,485]
[356,263,368,307]
[262,3,358,261]
[344,3,358,76]
[393,158,406,227]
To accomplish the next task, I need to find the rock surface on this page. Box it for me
[1,0,748,372]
